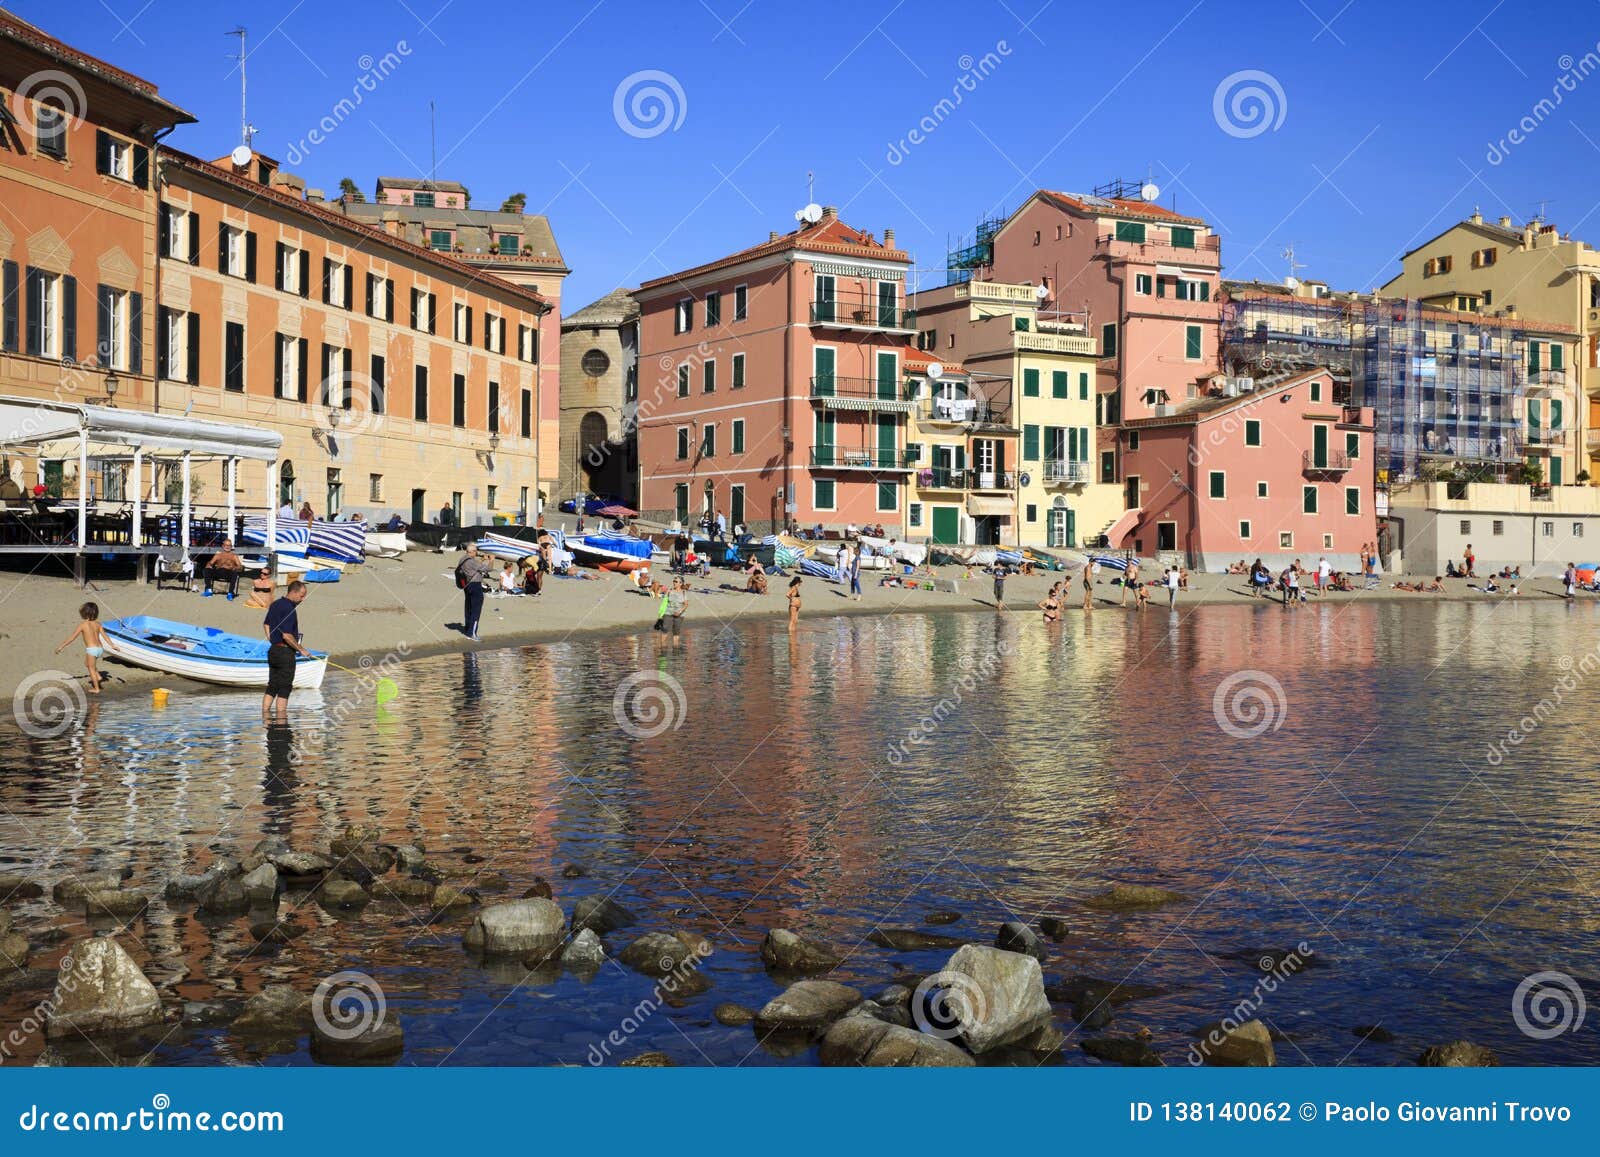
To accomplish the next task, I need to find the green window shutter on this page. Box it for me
[877,480,897,510]
[876,352,897,399]
[1081,426,1090,460]
[877,415,896,463]
[1015,315,1030,332]
[1552,398,1564,429]
[1551,342,1564,370]
[1114,221,1145,243]
[1312,424,1328,466]
[1346,487,1360,515]
[732,421,745,453]
[1185,325,1201,360]
[1023,368,1040,397]
[1529,342,1542,373]
[1023,424,1040,460]
[1303,485,1318,513]
[1051,371,1068,398]
[1209,472,1224,499]
[1171,226,1194,249]
[1156,277,1166,298]
[1199,281,1210,301]
[1528,399,1541,430]
[1102,323,1117,358]
[1346,431,1359,458]
[1245,419,1261,446]
[814,347,835,395]
[1078,372,1089,400]
[814,478,834,508]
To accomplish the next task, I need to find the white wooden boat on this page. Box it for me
[364,531,409,558]
[101,616,328,689]
[859,535,927,566]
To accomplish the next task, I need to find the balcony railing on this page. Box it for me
[1014,330,1097,356]
[810,447,911,470]
[809,376,916,411]
[921,395,1013,427]
[1094,232,1222,264]
[1042,459,1088,484]
[810,297,917,332]
[1302,451,1351,474]
[1526,370,1568,390]
[913,467,1017,491]
[1526,429,1567,446]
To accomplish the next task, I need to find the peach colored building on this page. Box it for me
[635,209,916,533]
[1,8,194,492]
[1118,368,1377,570]
[155,146,550,523]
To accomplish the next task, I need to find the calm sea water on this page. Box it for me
[3,599,1598,1067]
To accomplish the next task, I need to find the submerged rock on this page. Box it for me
[995,921,1045,961]
[561,929,606,969]
[1353,1024,1396,1044]
[819,1015,974,1067]
[462,899,565,958]
[754,980,862,1034]
[430,884,477,912]
[310,1013,404,1064]
[1197,1019,1275,1066]
[1081,1036,1164,1066]
[1418,1041,1499,1067]
[866,927,969,951]
[560,863,586,879]
[934,944,1052,1055]
[1037,916,1070,939]
[0,874,46,900]
[923,910,963,925]
[46,938,161,1038]
[52,872,127,905]
[619,1051,672,1067]
[372,876,436,904]
[233,985,313,1035]
[248,920,306,944]
[82,890,148,919]
[618,932,712,978]
[318,877,369,908]
[240,863,280,905]
[714,1003,756,1027]
[759,928,845,975]
[570,895,636,935]
[0,929,29,969]
[1081,884,1188,911]
[195,874,250,914]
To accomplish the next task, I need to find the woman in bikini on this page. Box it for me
[244,565,276,609]
[1038,583,1062,624]
[787,576,802,631]
[55,601,108,693]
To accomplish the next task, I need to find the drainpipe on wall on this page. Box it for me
[149,127,178,417]
[782,261,793,535]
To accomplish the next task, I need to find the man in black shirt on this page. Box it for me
[262,580,313,723]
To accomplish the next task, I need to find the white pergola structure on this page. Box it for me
[0,396,284,583]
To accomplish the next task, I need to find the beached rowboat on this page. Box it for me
[101,615,328,689]
[363,531,409,558]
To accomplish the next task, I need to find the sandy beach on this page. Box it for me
[0,546,1580,702]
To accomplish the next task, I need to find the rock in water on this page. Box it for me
[934,944,1052,1055]
[318,877,370,908]
[1081,884,1188,911]
[46,938,161,1038]
[923,910,963,925]
[310,1014,404,1064]
[618,932,712,978]
[0,930,28,969]
[373,876,436,904]
[521,877,554,900]
[866,927,969,950]
[431,885,476,911]
[81,890,148,919]
[271,851,333,879]
[561,929,606,968]
[819,1015,974,1067]
[240,863,280,905]
[1037,916,1070,939]
[462,899,565,958]
[240,837,289,873]
[1081,1036,1164,1066]
[759,928,845,975]
[714,1003,756,1027]
[1200,1019,1275,1066]
[995,921,1045,960]
[1353,1024,1395,1044]
[570,895,636,935]
[619,1052,672,1067]
[0,874,46,900]
[52,872,127,905]
[195,873,250,914]
[1418,1041,1499,1067]
[754,980,862,1034]
[233,985,313,1035]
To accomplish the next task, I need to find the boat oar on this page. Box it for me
[325,658,399,705]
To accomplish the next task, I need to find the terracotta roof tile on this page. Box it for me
[638,215,909,293]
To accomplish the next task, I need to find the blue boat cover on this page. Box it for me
[580,530,653,560]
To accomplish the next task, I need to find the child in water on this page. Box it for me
[55,601,108,693]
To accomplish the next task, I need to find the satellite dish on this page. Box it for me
[926,362,943,380]
[802,203,823,224]
[1139,182,1160,202]
[1034,284,1050,300]
[230,145,252,167]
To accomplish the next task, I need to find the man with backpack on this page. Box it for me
[456,543,492,641]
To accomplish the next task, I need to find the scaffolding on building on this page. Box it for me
[1221,290,1533,482]
[946,212,1005,284]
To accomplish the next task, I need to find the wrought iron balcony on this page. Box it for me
[912,466,1017,490]
[809,376,916,412]
[809,447,912,471]
[1302,450,1351,474]
[810,296,916,332]
[1042,459,1088,485]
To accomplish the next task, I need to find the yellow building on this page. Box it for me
[912,280,1120,548]
[1382,212,1594,481]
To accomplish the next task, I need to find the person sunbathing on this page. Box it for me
[1426,577,1445,592]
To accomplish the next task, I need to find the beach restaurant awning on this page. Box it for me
[0,397,282,461]
[966,495,1013,517]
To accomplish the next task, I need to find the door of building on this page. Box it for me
[411,489,426,524]
[876,415,896,467]
[730,483,745,528]
[931,505,960,544]
[1157,521,1177,552]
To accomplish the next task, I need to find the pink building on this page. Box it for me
[983,186,1222,459]
[635,209,916,532]
[1117,368,1377,570]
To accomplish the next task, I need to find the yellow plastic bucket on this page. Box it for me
[151,688,171,708]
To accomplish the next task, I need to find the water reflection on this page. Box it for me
[2,600,1597,1066]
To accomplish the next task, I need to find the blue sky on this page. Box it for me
[25,0,1600,308]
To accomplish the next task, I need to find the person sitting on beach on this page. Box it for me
[498,560,519,595]
[244,566,275,609]
[383,512,406,531]
[522,558,543,596]
[1445,560,1461,579]
[1483,575,1500,593]
[202,539,245,599]
[1426,577,1445,592]
[1226,559,1247,575]
[1248,559,1271,595]
[745,558,768,595]
[1178,564,1190,590]
[1329,572,1354,592]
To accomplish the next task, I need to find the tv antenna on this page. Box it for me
[1532,199,1554,224]
[1282,244,1306,283]
[430,99,437,187]
[226,27,256,153]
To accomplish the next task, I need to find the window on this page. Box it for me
[877,481,898,512]
[1209,471,1225,499]
[1543,521,1555,537]
[519,323,539,363]
[369,473,384,502]
[1100,450,1115,483]
[705,291,721,326]
[220,224,255,280]
[1025,503,1038,522]
[1185,324,1202,361]
[414,192,436,209]
[156,306,196,384]
[1303,485,1318,514]
[674,483,689,523]
[1114,221,1145,243]
[414,366,428,421]
[452,373,466,427]
[675,298,693,334]
[1135,274,1152,295]
[484,313,505,354]
[581,348,610,377]
[1345,487,1360,515]
[1101,322,1118,358]
[1023,424,1040,460]
[429,229,451,251]
[96,131,132,181]
[1323,533,1335,549]
[703,359,716,393]
[273,333,303,400]
[731,352,746,389]
[676,427,690,459]
[909,502,923,528]
[496,234,519,256]
[734,284,748,321]
[1243,419,1262,446]
[453,302,472,343]
[35,105,67,159]
[1170,226,1195,249]
[1310,379,1323,402]
[1239,520,1251,539]
[1279,531,1293,549]
[224,321,245,391]
[677,364,690,397]
[1032,230,1041,246]
[1575,523,1585,538]
[95,286,131,371]
[485,484,497,509]
[731,418,745,453]
[813,478,835,510]
[327,468,343,518]
[1492,520,1504,536]
[520,389,532,438]
[1023,368,1039,397]
[701,424,716,457]
[1257,481,1268,498]
[1051,371,1068,399]
[411,289,436,333]
[1459,520,1471,535]
[162,206,198,263]
[487,381,499,433]
[1174,279,1209,301]
[1127,431,1140,451]
[1079,372,1089,400]
[366,274,393,321]
[1346,431,1360,458]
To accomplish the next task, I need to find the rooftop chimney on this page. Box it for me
[1499,215,1513,228]
[883,227,896,247]
[769,230,780,241]
[1470,209,1483,224]
[821,205,838,222]
[305,188,325,204]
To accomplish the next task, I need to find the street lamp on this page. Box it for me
[103,371,119,407]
